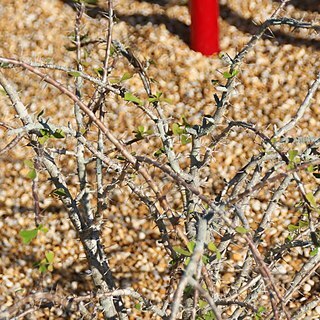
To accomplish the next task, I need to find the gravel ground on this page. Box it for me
[0,0,319,319]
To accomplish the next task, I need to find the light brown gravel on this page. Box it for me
[0,0,320,319]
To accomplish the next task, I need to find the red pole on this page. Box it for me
[190,0,220,56]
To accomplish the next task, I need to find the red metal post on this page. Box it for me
[190,0,220,56]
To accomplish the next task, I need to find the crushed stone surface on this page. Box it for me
[0,0,319,319]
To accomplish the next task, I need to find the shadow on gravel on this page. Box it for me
[61,0,319,50]
[274,0,320,12]
[220,4,320,50]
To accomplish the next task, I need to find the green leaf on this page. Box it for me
[45,251,54,264]
[68,71,81,77]
[172,123,184,135]
[39,264,47,273]
[307,164,314,173]
[298,220,309,228]
[161,97,173,104]
[173,246,192,257]
[120,72,133,82]
[154,148,165,157]
[208,242,217,252]
[94,67,104,77]
[109,77,120,84]
[202,255,209,265]
[137,126,144,133]
[124,92,143,106]
[181,116,191,127]
[155,92,163,98]
[187,241,196,253]
[235,226,249,234]
[0,62,10,68]
[288,224,299,232]
[19,229,38,244]
[286,235,293,241]
[39,129,49,136]
[38,135,49,145]
[184,256,190,266]
[51,188,67,197]
[306,192,317,208]
[288,149,298,162]
[198,299,208,309]
[27,168,37,180]
[203,310,215,320]
[148,96,158,103]
[38,225,49,233]
[310,247,318,256]
[134,303,141,310]
[181,134,191,145]
[24,159,34,169]
[53,129,65,139]
[222,70,239,79]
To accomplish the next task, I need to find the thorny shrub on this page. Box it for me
[0,0,320,319]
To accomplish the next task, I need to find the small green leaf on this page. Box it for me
[137,126,144,133]
[53,129,65,139]
[222,70,239,79]
[124,92,143,106]
[38,225,49,233]
[172,123,184,135]
[45,251,54,264]
[38,135,49,145]
[184,256,191,266]
[235,226,249,234]
[288,224,299,232]
[198,299,208,309]
[286,235,293,241]
[288,149,298,162]
[181,134,191,145]
[134,303,141,310]
[161,97,173,104]
[20,229,38,244]
[39,264,47,273]
[208,242,217,252]
[68,71,81,77]
[306,192,317,208]
[39,129,49,136]
[310,247,318,256]
[27,168,37,180]
[154,148,165,157]
[120,72,133,82]
[298,220,309,228]
[307,164,314,173]
[0,62,10,68]
[173,246,192,257]
[187,241,196,253]
[148,96,158,103]
[51,188,67,197]
[94,67,104,77]
[202,255,209,265]
[109,77,120,84]
[24,159,34,169]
